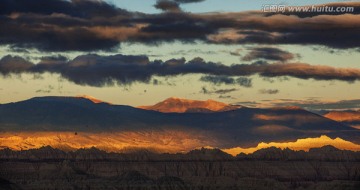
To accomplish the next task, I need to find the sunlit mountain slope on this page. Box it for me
[138,97,241,113]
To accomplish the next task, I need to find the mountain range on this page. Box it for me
[0,96,359,153]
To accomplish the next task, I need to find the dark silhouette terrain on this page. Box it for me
[0,146,359,190]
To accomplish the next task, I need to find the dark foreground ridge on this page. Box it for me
[1,146,359,190]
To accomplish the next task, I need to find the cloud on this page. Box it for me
[253,63,360,81]
[200,75,235,85]
[229,49,242,56]
[201,87,238,95]
[200,86,237,99]
[218,95,235,99]
[293,99,360,110]
[0,55,33,74]
[0,1,359,51]
[170,49,217,56]
[200,75,252,87]
[242,47,296,62]
[236,77,253,88]
[0,0,131,51]
[39,55,68,65]
[0,0,126,18]
[154,1,181,12]
[174,0,205,3]
[259,89,279,95]
[214,88,238,94]
[1,54,360,86]
[242,98,360,111]
[206,13,360,49]
[200,86,209,94]
[35,85,54,94]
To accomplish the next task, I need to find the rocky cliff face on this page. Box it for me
[0,146,360,190]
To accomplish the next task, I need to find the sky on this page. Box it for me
[0,0,359,109]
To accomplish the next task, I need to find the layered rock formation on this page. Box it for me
[0,146,359,190]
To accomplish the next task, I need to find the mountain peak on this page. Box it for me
[167,97,182,100]
[75,95,109,104]
[138,97,241,113]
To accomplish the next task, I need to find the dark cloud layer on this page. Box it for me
[247,99,360,111]
[1,54,360,86]
[174,0,205,3]
[154,1,181,12]
[0,0,124,18]
[201,87,238,95]
[259,89,279,95]
[0,0,132,51]
[154,0,204,12]
[0,0,359,51]
[291,99,360,110]
[214,88,238,94]
[200,75,252,87]
[242,47,296,62]
[0,55,33,74]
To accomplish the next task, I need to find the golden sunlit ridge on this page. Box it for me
[1,132,359,156]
